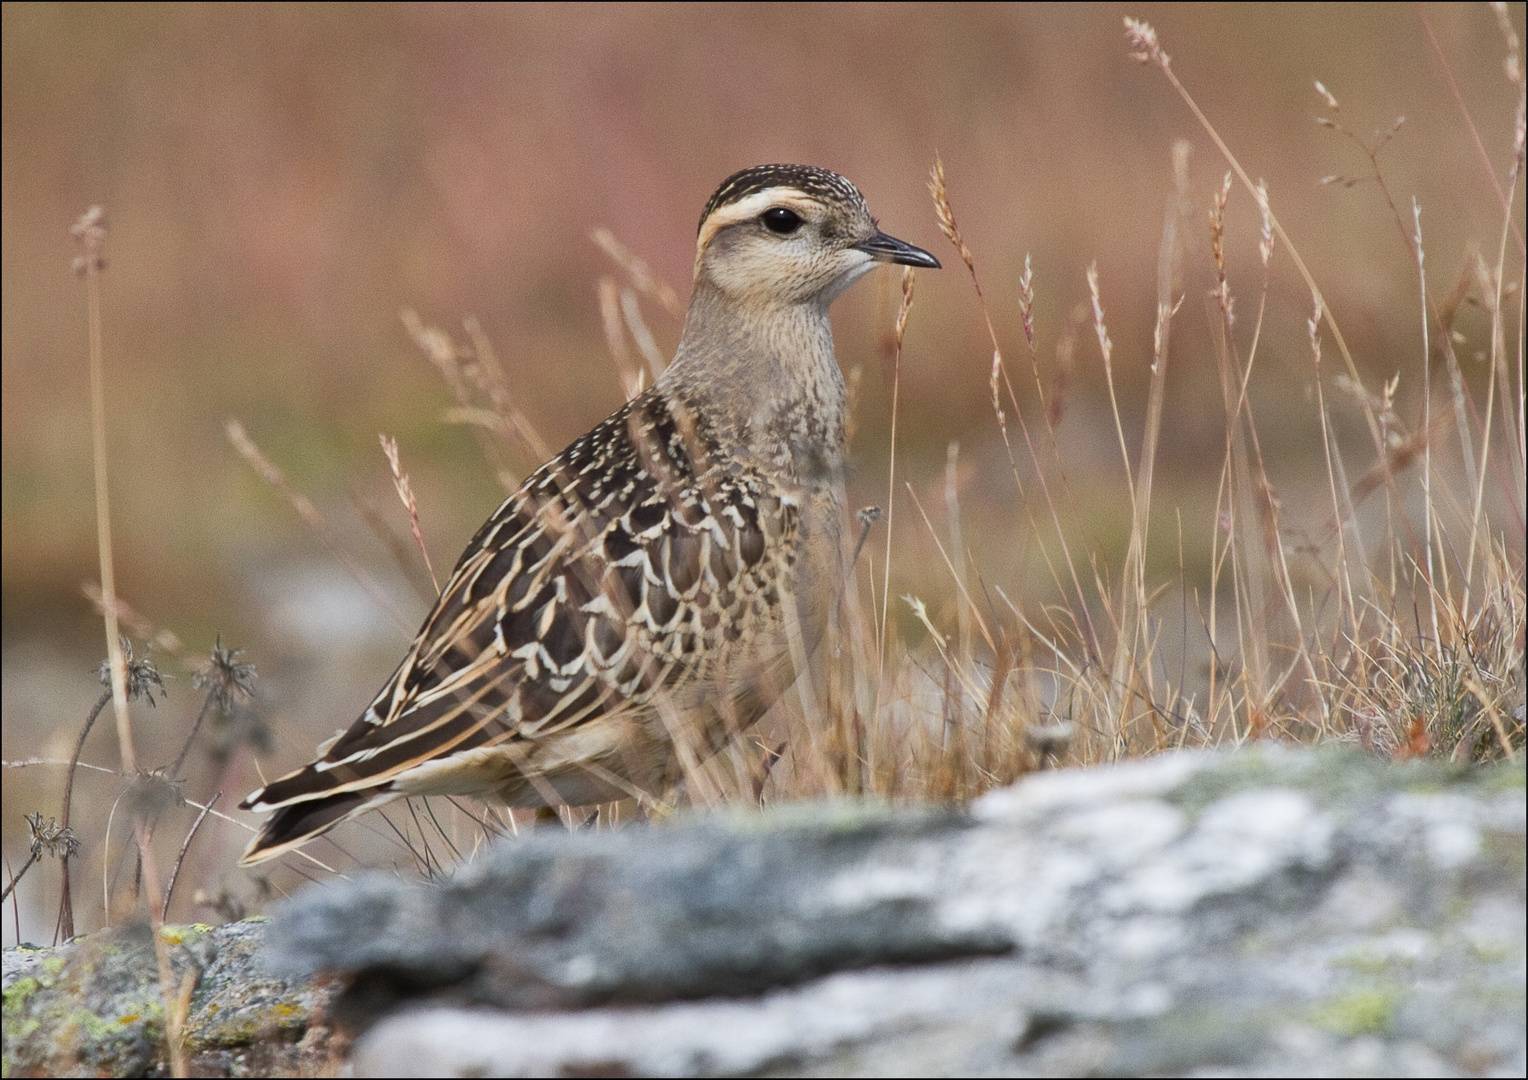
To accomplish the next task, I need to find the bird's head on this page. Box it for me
[693,164,939,308]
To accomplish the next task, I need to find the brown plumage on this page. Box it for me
[238,164,939,865]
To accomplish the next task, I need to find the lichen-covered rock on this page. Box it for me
[2,918,336,1077]
[317,746,1523,1077]
[267,800,1008,1016]
[6,746,1523,1077]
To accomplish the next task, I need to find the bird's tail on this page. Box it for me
[237,788,397,866]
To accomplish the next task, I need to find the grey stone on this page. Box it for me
[334,747,1524,1076]
[6,745,1523,1077]
[267,801,1009,1014]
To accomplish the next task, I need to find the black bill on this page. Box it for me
[853,231,941,268]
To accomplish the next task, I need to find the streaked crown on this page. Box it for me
[699,165,867,234]
[692,164,938,304]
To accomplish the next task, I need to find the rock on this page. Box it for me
[2,918,337,1077]
[6,746,1523,1077]
[267,801,1010,1016]
[313,747,1524,1076]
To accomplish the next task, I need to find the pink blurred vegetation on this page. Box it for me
[2,4,1524,950]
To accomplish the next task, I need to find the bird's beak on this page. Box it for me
[853,231,941,269]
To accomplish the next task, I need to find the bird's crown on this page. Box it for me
[699,164,868,235]
[691,164,937,302]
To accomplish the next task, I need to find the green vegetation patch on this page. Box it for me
[1312,985,1402,1037]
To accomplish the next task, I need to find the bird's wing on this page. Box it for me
[241,388,794,818]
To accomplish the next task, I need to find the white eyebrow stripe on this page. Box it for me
[695,188,821,266]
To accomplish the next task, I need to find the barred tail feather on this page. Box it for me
[237,788,397,866]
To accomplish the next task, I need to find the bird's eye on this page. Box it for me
[761,207,803,235]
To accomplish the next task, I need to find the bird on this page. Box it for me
[237,164,939,865]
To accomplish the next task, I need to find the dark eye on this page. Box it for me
[761,207,803,235]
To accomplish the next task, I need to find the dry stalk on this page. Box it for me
[402,309,538,487]
[1123,18,1404,502]
[905,482,996,652]
[1206,175,1274,732]
[877,267,917,685]
[226,419,411,635]
[70,205,189,1077]
[1121,140,1191,719]
[1417,4,1526,257]
[1085,261,1145,749]
[598,276,646,398]
[162,793,219,921]
[73,208,138,777]
[621,286,668,382]
[1412,200,1442,648]
[944,441,973,665]
[380,434,440,594]
[80,584,186,658]
[1314,79,1485,598]
[929,156,1101,661]
[590,226,685,318]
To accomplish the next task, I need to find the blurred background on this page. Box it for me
[4,3,1523,941]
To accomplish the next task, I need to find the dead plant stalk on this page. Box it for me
[71,206,189,1079]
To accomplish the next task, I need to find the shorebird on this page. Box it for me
[239,164,938,864]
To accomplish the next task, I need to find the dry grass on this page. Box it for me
[4,17,1523,1041]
